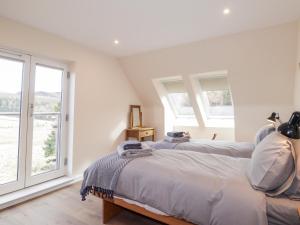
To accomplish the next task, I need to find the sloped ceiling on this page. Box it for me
[0,0,299,56]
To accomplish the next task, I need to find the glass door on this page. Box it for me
[0,52,68,195]
[25,58,68,186]
[0,52,30,195]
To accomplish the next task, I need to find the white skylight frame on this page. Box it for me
[190,70,235,128]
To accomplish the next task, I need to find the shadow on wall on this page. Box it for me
[110,120,127,150]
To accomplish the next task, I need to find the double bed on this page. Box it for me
[82,141,300,225]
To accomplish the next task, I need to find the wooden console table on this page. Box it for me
[125,127,155,141]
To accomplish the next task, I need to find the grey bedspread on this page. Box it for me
[149,139,255,158]
[115,149,267,225]
[266,197,300,225]
[80,153,132,200]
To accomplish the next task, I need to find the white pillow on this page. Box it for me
[254,124,275,145]
[285,139,300,199]
[248,132,295,196]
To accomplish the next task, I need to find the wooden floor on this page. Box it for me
[0,183,162,225]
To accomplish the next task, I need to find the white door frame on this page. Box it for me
[25,57,68,187]
[0,51,30,195]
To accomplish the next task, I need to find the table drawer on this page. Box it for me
[140,129,154,137]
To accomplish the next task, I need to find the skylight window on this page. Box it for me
[191,73,235,128]
[199,77,234,119]
[162,80,195,118]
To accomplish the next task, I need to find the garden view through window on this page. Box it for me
[167,93,194,116]
[0,52,67,195]
[31,65,63,176]
[199,76,234,119]
[162,80,195,117]
[0,57,23,185]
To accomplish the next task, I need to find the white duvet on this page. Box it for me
[115,149,267,225]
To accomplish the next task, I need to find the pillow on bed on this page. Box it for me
[248,132,295,195]
[254,124,276,145]
[284,139,300,199]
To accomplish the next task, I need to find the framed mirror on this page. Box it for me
[130,105,142,128]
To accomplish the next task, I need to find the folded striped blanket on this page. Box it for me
[80,153,132,200]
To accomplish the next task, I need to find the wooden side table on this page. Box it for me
[126,128,155,141]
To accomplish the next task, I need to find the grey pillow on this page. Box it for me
[248,132,295,196]
[285,139,300,199]
[254,124,276,145]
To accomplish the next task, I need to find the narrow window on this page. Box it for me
[191,72,235,128]
[162,80,195,118]
[198,77,234,120]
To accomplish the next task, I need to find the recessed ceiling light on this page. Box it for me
[114,39,119,45]
[223,8,230,15]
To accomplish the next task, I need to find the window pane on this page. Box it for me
[31,65,63,176]
[198,74,234,120]
[0,116,21,184]
[168,93,195,116]
[0,57,23,184]
[31,114,60,176]
[162,80,195,117]
[34,65,62,113]
[202,90,234,118]
[206,90,232,106]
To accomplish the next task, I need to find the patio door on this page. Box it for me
[0,52,30,195]
[25,57,68,186]
[0,51,68,195]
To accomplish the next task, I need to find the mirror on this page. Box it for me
[130,105,142,128]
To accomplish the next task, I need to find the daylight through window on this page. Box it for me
[198,76,234,120]
[162,80,195,118]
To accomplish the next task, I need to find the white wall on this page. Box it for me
[294,20,300,110]
[120,22,298,142]
[0,17,140,176]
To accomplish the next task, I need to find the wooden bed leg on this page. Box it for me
[102,199,122,224]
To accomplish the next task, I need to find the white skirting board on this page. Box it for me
[0,174,83,210]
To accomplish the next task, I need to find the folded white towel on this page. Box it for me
[164,135,190,143]
[117,142,153,158]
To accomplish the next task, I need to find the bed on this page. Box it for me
[97,195,300,225]
[266,196,300,225]
[149,139,255,158]
[82,149,300,225]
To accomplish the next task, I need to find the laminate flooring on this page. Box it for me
[0,183,162,225]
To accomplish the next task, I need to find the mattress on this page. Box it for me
[266,197,300,225]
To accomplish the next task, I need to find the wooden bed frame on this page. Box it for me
[93,192,300,224]
[92,192,194,225]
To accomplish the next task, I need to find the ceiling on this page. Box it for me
[0,0,299,57]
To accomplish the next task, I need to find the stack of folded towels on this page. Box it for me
[117,141,153,158]
[164,131,190,143]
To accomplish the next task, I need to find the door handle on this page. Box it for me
[30,103,34,117]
